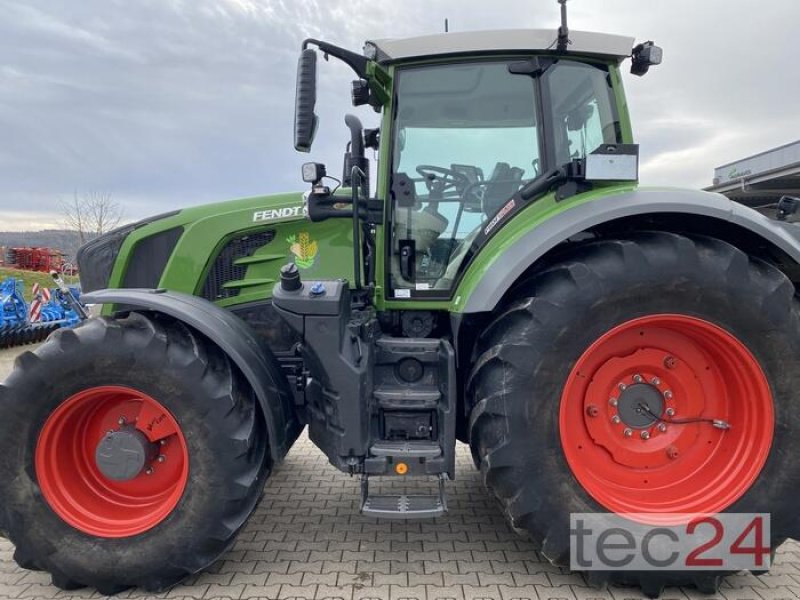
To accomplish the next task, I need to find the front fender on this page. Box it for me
[459,188,800,314]
[81,288,302,462]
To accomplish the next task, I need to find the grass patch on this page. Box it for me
[0,267,80,302]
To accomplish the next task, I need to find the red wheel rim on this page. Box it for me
[560,314,773,522]
[35,386,189,538]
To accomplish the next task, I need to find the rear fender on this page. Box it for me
[459,188,800,314]
[81,288,302,462]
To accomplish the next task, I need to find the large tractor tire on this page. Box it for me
[0,313,268,594]
[468,232,800,596]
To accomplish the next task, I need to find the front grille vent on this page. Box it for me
[200,230,275,301]
[121,227,184,289]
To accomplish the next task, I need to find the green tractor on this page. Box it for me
[3,6,800,597]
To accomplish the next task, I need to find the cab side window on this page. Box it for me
[545,62,619,164]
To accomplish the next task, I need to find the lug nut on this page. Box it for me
[609,397,618,407]
[160,439,167,446]
[618,383,627,391]
[118,416,127,426]
[611,415,621,424]
[633,374,643,383]
[623,428,633,438]
[658,423,667,432]
[651,377,661,386]
[157,455,166,463]
[664,390,673,400]
[666,446,679,459]
[145,467,154,475]
[586,405,599,417]
[640,431,650,440]
[666,408,676,417]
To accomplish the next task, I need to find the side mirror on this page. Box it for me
[294,48,318,152]
[631,41,663,77]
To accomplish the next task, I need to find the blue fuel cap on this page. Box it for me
[309,282,326,297]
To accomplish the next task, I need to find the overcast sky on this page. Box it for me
[1,0,798,231]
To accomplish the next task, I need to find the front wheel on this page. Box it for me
[468,232,800,596]
[0,313,269,594]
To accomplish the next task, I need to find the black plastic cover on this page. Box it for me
[121,227,183,289]
[76,224,135,293]
[76,210,180,293]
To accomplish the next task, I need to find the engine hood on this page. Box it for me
[172,190,307,229]
[77,191,308,293]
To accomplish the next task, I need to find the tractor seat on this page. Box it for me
[482,162,524,214]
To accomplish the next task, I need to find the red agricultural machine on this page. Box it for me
[3,247,66,273]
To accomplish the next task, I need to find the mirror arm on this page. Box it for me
[302,38,369,80]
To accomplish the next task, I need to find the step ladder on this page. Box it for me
[359,336,455,519]
[360,473,447,519]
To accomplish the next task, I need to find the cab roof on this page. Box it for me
[366,28,635,64]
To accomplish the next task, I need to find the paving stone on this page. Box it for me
[720,587,762,600]
[204,584,245,599]
[277,584,317,600]
[425,586,465,600]
[462,585,502,600]
[352,586,390,600]
[390,584,427,600]
[499,584,541,600]
[230,575,268,587]
[241,584,282,599]
[316,584,353,600]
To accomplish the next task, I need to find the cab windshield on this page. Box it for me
[389,59,619,297]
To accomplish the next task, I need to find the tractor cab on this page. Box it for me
[293,27,660,302]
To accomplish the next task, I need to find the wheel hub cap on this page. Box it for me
[95,428,158,481]
[617,383,663,429]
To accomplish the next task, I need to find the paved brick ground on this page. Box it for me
[2,346,800,600]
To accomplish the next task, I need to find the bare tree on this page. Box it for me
[60,191,123,244]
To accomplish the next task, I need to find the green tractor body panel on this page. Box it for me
[101,192,355,312]
[449,182,636,312]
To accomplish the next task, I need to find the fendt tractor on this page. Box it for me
[3,4,800,597]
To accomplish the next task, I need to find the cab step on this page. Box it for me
[373,386,440,410]
[359,475,447,520]
[364,440,444,475]
[370,440,441,458]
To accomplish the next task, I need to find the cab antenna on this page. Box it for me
[557,0,570,51]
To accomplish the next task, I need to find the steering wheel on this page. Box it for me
[416,165,470,198]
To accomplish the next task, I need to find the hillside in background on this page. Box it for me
[0,230,93,260]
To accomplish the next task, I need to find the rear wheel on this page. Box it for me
[0,313,269,593]
[468,232,800,596]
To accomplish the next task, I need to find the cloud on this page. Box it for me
[0,0,798,230]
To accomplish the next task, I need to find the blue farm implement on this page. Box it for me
[0,277,81,349]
